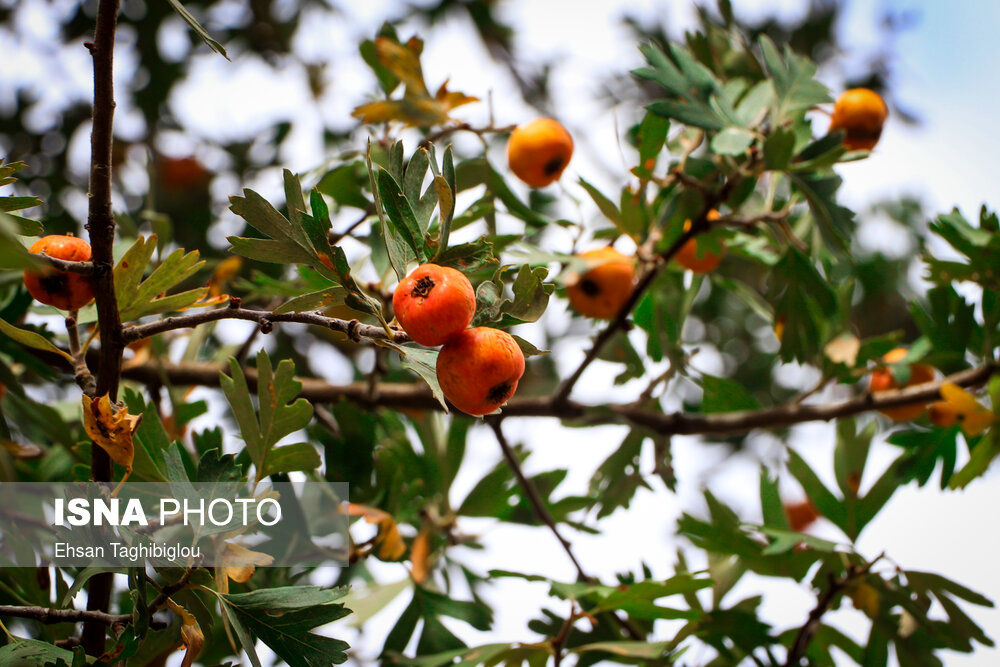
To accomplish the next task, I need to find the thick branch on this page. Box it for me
[82,0,122,655]
[122,305,408,344]
[0,605,129,626]
[0,570,194,628]
[114,358,999,437]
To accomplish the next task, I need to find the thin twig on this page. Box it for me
[65,313,96,396]
[488,419,643,641]
[147,567,197,614]
[122,304,409,344]
[328,206,374,245]
[488,419,589,578]
[552,188,734,405]
[37,255,94,275]
[784,554,884,666]
[420,122,517,146]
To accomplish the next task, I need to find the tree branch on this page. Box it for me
[113,358,999,437]
[82,0,122,655]
[552,167,748,404]
[784,554,883,666]
[488,418,643,641]
[0,605,129,626]
[0,569,196,630]
[488,419,589,579]
[121,304,410,344]
[37,254,94,275]
[65,314,96,396]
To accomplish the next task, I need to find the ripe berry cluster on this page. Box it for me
[393,264,524,416]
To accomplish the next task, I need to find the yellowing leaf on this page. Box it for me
[82,394,139,469]
[1,440,42,459]
[409,526,432,585]
[823,333,860,367]
[208,256,242,296]
[220,541,275,584]
[177,291,228,310]
[434,80,479,113]
[342,503,407,561]
[848,582,880,617]
[939,382,997,436]
[167,599,204,667]
[351,35,477,128]
[375,35,427,96]
[353,99,450,127]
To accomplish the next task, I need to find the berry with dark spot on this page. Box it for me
[506,118,574,188]
[566,247,636,319]
[23,235,94,311]
[393,263,476,347]
[829,88,888,151]
[436,327,525,416]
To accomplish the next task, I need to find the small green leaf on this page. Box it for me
[261,442,322,477]
[114,236,207,321]
[381,343,447,411]
[763,128,796,170]
[376,168,426,261]
[166,0,229,59]
[578,178,622,228]
[701,375,760,412]
[0,195,42,213]
[0,638,82,665]
[219,352,313,483]
[711,127,755,156]
[0,318,73,363]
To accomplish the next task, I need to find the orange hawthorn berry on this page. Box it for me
[393,263,476,347]
[566,247,636,320]
[436,327,525,416]
[829,88,888,151]
[23,235,95,311]
[506,118,574,188]
[675,209,724,274]
[158,155,211,191]
[868,347,936,422]
[783,500,820,533]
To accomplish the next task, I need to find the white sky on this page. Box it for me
[5,0,1000,665]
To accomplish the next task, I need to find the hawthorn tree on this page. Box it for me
[0,1,997,665]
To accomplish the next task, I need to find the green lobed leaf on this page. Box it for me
[0,318,74,363]
[219,586,351,667]
[114,235,207,321]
